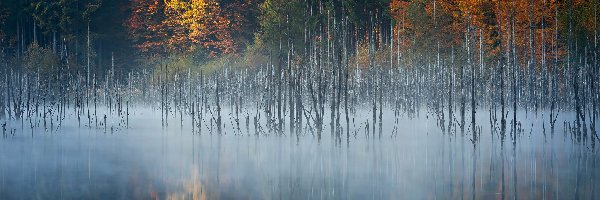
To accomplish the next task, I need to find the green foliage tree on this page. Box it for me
[257,0,308,53]
[31,1,61,35]
[0,1,9,52]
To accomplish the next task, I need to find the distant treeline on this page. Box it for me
[0,0,597,75]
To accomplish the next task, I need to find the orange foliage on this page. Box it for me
[389,0,568,69]
[496,0,563,68]
[389,0,412,50]
[128,0,170,54]
[128,0,239,57]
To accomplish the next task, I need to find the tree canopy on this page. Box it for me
[0,0,597,73]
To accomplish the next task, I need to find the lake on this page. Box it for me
[0,107,598,199]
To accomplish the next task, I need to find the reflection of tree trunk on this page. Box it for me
[461,132,465,200]
[471,144,477,200]
[551,136,557,198]
[448,137,454,198]
[513,142,518,200]
[574,145,582,199]
[501,138,506,200]
[216,133,222,199]
[591,152,597,200]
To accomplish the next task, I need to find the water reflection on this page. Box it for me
[0,108,598,199]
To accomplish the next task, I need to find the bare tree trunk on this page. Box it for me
[499,2,507,132]
[216,75,222,134]
[0,69,4,119]
[449,47,454,132]
[529,0,536,111]
[87,21,91,93]
[511,0,518,140]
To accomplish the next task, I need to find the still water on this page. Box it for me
[0,107,598,199]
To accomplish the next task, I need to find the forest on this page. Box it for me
[0,0,596,74]
[0,0,599,199]
[0,0,597,145]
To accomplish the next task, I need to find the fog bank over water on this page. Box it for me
[0,107,597,199]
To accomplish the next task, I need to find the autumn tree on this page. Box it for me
[389,0,563,68]
[221,0,260,51]
[128,0,241,58]
[128,0,171,56]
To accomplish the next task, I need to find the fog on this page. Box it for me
[0,107,597,199]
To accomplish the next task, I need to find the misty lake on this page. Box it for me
[2,0,600,199]
[1,107,597,200]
